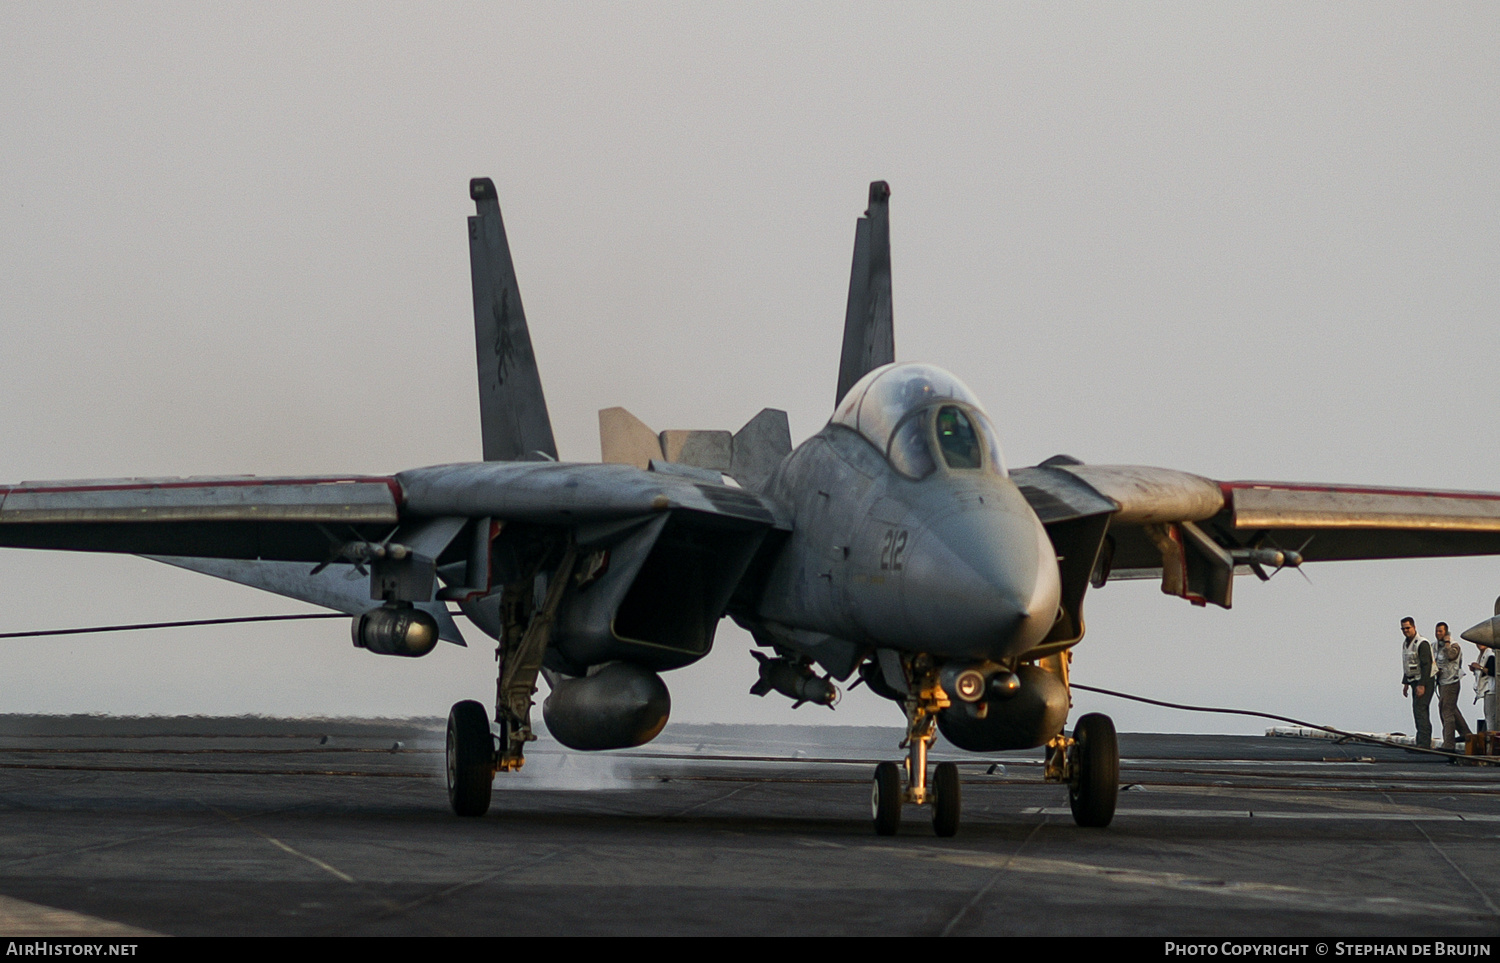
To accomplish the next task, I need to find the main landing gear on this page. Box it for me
[444,692,537,818]
[446,550,581,818]
[871,658,962,837]
[1044,712,1119,827]
[446,700,495,817]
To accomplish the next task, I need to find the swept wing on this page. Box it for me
[1014,459,1500,609]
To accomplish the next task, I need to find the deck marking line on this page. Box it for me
[939,810,1047,937]
[0,893,160,937]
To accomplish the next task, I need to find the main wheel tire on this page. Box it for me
[447,700,495,818]
[931,761,961,837]
[872,761,903,836]
[1068,712,1119,828]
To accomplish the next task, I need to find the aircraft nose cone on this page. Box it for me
[897,495,1062,659]
[1462,617,1499,646]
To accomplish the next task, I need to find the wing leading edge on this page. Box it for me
[0,476,400,560]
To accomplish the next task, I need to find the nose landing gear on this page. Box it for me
[871,761,903,834]
[871,659,962,837]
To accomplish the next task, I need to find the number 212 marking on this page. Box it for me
[880,529,907,570]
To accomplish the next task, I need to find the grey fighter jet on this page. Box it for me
[7,178,1500,836]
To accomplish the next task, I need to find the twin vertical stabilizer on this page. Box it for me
[468,178,558,462]
[835,181,895,406]
[468,177,893,459]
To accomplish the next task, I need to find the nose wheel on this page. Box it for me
[931,761,961,837]
[870,659,962,837]
[872,761,902,835]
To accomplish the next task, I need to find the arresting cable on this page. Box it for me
[1071,682,1485,761]
[0,613,350,639]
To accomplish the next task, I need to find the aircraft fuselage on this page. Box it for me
[754,365,1062,667]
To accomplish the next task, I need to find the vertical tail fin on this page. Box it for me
[468,178,558,462]
[835,181,895,406]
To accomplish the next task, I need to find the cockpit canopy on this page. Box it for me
[831,363,1006,479]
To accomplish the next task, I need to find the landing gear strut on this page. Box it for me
[1045,712,1119,827]
[871,656,961,837]
[444,548,580,818]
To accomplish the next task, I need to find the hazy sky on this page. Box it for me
[0,4,1497,739]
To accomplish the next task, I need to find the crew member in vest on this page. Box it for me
[1433,621,1471,751]
[1401,616,1435,749]
[1470,642,1496,733]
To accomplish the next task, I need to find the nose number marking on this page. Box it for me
[879,529,908,571]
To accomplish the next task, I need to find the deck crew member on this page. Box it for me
[1401,617,1434,749]
[1434,621,1471,751]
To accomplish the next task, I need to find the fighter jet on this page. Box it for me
[6,178,1500,837]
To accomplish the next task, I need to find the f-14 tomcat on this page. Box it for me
[7,179,1500,837]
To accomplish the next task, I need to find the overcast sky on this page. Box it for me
[0,4,1497,740]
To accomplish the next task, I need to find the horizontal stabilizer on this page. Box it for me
[146,556,465,645]
[598,407,791,490]
[469,177,558,462]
